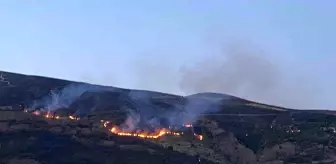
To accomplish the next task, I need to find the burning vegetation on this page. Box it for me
[24,109,203,141]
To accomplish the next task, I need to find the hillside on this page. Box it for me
[1,70,336,164]
[0,71,285,114]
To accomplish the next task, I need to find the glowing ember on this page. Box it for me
[194,133,203,140]
[103,121,110,128]
[184,124,193,128]
[44,113,52,118]
[68,115,80,120]
[29,110,65,120]
[32,111,41,116]
[69,115,75,120]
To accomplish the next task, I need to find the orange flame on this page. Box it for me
[69,115,80,120]
[25,109,203,141]
[194,133,203,140]
[44,112,53,118]
[30,110,64,120]
[108,126,177,139]
[184,124,193,128]
[32,111,41,116]
[103,121,110,128]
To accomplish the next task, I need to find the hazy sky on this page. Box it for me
[0,1,335,109]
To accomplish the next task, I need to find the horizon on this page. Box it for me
[0,1,335,109]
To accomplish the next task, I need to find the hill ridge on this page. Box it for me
[0,70,284,108]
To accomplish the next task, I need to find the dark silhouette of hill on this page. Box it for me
[0,71,183,110]
[0,70,287,113]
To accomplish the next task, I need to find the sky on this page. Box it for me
[0,1,335,109]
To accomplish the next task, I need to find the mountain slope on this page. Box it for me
[0,70,287,113]
[2,70,336,164]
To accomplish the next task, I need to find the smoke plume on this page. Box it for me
[131,42,321,109]
[122,90,221,129]
[29,83,112,111]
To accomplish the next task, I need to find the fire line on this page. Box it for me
[24,109,203,140]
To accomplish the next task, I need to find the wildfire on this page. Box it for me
[194,133,203,140]
[27,109,63,120]
[44,112,58,119]
[184,124,193,128]
[109,126,170,139]
[68,115,80,120]
[25,109,203,141]
[102,120,110,127]
[103,121,181,139]
[32,110,41,116]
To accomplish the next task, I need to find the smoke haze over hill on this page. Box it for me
[130,42,323,109]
